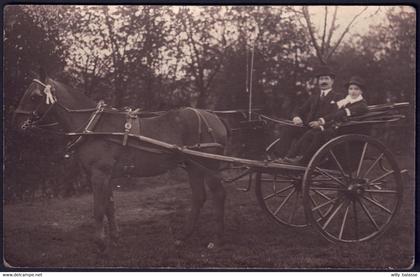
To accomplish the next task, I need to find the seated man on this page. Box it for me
[274,65,343,158]
[280,76,368,165]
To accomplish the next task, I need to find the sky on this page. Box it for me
[308,6,414,37]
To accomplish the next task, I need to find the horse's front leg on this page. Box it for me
[90,165,115,251]
[206,175,225,248]
[176,168,206,245]
[106,190,119,244]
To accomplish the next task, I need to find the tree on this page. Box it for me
[172,7,232,108]
[299,6,369,65]
[212,6,313,117]
[4,5,68,201]
[64,6,173,108]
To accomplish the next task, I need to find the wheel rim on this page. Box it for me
[303,135,403,243]
[256,173,309,228]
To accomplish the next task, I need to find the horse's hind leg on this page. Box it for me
[179,168,206,244]
[206,175,226,247]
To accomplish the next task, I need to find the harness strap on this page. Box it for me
[65,101,107,151]
[130,109,141,134]
[199,111,217,142]
[85,101,106,132]
[185,107,203,141]
[122,108,141,146]
[185,107,217,146]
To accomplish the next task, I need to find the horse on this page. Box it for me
[12,69,228,251]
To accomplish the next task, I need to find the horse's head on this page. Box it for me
[13,68,58,132]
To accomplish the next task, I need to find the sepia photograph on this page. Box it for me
[3,5,416,269]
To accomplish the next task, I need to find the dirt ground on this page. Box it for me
[3,153,415,269]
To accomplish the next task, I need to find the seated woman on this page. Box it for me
[279,76,369,165]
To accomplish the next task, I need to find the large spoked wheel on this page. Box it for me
[302,134,403,243]
[255,172,309,228]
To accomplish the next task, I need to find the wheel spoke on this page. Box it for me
[364,189,398,194]
[263,184,294,200]
[368,182,386,189]
[362,153,384,179]
[344,141,353,178]
[322,199,345,230]
[312,189,332,201]
[339,201,351,240]
[314,167,346,187]
[274,188,296,215]
[362,195,392,214]
[358,198,380,231]
[328,150,346,178]
[311,177,339,182]
[369,170,395,184]
[312,180,345,188]
[312,196,338,212]
[261,178,294,183]
[356,142,368,177]
[310,186,345,191]
[309,194,326,219]
[288,190,300,223]
[353,201,359,240]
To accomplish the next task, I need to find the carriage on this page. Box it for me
[13,75,410,249]
[67,100,409,244]
[214,102,409,243]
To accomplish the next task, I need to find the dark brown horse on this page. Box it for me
[13,70,228,251]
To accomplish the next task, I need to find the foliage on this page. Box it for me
[4,5,415,201]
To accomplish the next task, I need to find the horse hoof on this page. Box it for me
[174,240,184,247]
[207,238,224,249]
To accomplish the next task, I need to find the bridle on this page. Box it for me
[14,79,59,130]
[14,78,103,153]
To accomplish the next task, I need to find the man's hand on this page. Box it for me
[309,120,321,129]
[292,116,303,125]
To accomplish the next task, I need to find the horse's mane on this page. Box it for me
[50,78,96,109]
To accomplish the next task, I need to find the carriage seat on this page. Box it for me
[338,102,408,128]
[259,102,409,130]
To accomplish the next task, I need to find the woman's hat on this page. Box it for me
[345,76,365,90]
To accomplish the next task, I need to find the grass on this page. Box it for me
[3,154,415,269]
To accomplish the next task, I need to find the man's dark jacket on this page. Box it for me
[292,89,343,125]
